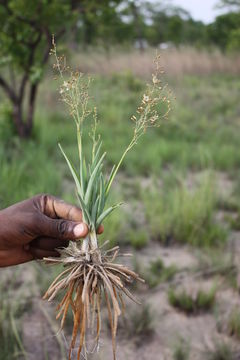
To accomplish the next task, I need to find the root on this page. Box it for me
[43,243,144,360]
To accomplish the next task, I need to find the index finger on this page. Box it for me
[40,195,83,222]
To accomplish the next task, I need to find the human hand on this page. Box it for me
[0,194,103,267]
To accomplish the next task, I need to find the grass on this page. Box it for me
[227,308,240,339]
[126,229,149,249]
[1,57,240,359]
[173,340,189,360]
[207,343,235,360]
[0,274,26,360]
[146,258,178,288]
[142,172,226,247]
[117,304,154,345]
[168,286,216,315]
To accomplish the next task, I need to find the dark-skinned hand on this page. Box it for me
[0,194,103,267]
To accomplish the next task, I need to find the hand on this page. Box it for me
[0,194,103,267]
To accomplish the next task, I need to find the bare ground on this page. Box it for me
[1,171,240,360]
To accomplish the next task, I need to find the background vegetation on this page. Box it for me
[1,1,240,359]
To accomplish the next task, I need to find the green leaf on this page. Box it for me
[91,140,102,171]
[105,164,116,198]
[96,202,123,228]
[77,193,91,225]
[80,156,86,195]
[84,152,106,206]
[91,195,100,226]
[98,173,105,215]
[58,143,83,198]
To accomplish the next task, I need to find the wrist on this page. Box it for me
[0,209,8,249]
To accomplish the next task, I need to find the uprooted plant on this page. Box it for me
[43,38,171,360]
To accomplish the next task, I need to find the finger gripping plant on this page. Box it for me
[43,39,171,360]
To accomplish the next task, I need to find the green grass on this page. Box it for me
[142,172,226,247]
[168,286,216,314]
[0,275,27,360]
[173,340,189,360]
[118,304,154,345]
[126,229,149,249]
[227,308,240,339]
[207,343,234,360]
[146,258,178,288]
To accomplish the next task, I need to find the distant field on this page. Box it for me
[1,52,240,359]
[73,47,240,77]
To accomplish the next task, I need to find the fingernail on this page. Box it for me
[74,223,87,238]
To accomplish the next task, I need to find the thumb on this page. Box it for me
[40,216,89,241]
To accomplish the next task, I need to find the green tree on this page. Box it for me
[0,0,124,138]
[207,12,240,51]
[0,0,76,138]
[217,0,240,9]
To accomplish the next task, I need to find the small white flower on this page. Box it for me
[152,75,159,84]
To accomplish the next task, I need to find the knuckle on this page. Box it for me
[33,193,50,212]
[57,220,70,237]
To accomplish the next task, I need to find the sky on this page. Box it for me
[168,0,226,23]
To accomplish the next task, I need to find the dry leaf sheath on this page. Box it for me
[43,38,171,360]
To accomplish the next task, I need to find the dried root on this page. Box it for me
[43,242,144,360]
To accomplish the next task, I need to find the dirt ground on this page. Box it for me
[1,171,240,360]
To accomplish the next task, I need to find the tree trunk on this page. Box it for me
[12,83,38,139]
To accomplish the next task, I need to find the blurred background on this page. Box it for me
[1,0,240,359]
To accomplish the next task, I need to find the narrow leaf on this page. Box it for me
[98,174,105,215]
[105,164,116,197]
[77,193,91,225]
[84,152,106,205]
[80,156,86,195]
[96,202,123,228]
[91,195,100,226]
[58,143,83,198]
[91,140,102,172]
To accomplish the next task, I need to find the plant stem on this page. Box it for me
[81,231,101,262]
[77,123,82,172]
[105,139,135,195]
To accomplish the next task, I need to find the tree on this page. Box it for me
[0,0,76,138]
[217,0,240,9]
[207,12,240,50]
[0,0,124,139]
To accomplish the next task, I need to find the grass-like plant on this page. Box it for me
[168,286,216,315]
[147,258,177,288]
[207,343,234,360]
[43,38,170,360]
[142,172,226,247]
[227,308,240,339]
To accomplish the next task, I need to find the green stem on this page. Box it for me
[105,139,135,195]
[77,123,82,165]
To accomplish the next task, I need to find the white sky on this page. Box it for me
[170,0,226,23]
